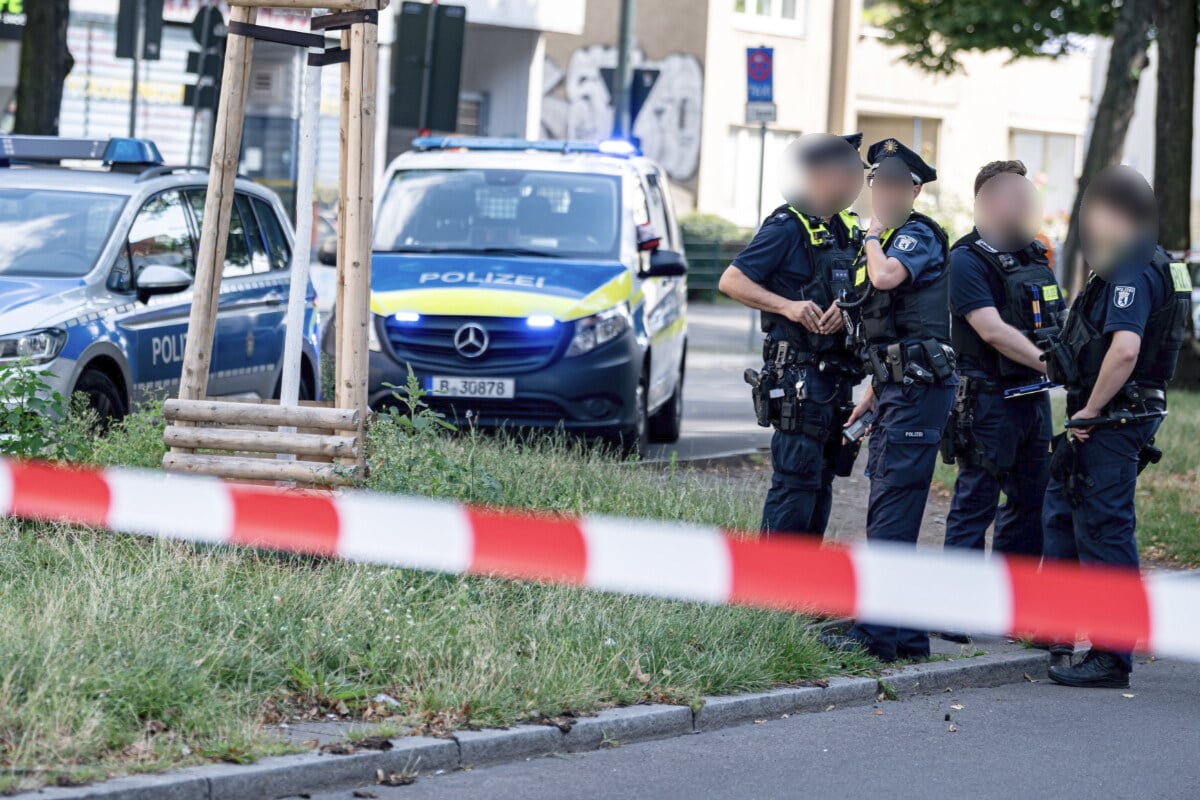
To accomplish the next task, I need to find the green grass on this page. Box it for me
[933,390,1200,566]
[0,407,874,792]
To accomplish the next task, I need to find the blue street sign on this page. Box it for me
[747,47,773,103]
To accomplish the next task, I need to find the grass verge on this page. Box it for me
[0,397,874,792]
[933,389,1200,566]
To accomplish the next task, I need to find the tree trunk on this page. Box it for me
[1152,0,1197,256]
[1060,0,1153,295]
[13,0,73,136]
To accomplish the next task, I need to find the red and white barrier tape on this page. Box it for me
[1,458,1197,661]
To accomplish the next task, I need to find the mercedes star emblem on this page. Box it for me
[453,322,489,358]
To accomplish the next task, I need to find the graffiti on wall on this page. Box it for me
[542,45,703,183]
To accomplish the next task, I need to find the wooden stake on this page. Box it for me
[176,4,257,405]
[163,426,359,458]
[334,26,351,403]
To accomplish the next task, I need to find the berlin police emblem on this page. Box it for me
[893,234,917,252]
[1114,285,1136,309]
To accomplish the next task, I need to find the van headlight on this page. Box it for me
[566,304,631,357]
[0,329,67,364]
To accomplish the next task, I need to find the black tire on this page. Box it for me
[273,365,316,402]
[618,375,649,458]
[648,360,685,444]
[75,369,126,426]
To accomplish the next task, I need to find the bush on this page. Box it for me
[679,211,749,242]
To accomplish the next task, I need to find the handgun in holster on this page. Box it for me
[1138,439,1163,474]
[1049,433,1092,508]
[1041,339,1080,387]
[744,368,771,428]
[940,381,971,465]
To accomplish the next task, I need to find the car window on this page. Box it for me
[630,176,652,228]
[373,169,622,260]
[644,173,672,249]
[0,188,126,278]
[237,194,272,274]
[127,190,195,277]
[252,197,291,271]
[185,189,253,278]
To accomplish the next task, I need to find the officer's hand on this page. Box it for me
[783,300,824,333]
[816,304,843,335]
[1068,406,1101,442]
[866,217,885,238]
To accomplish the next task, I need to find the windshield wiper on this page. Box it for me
[377,245,567,258]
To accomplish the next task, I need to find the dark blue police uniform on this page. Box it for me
[733,207,861,536]
[1042,247,1190,676]
[944,234,1066,557]
[839,138,955,661]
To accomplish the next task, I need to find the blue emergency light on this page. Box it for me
[0,135,163,167]
[411,136,640,158]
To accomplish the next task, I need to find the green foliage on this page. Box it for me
[875,0,1118,75]
[0,361,93,460]
[679,211,749,242]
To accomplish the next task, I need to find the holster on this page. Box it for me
[1049,433,1091,508]
[1138,439,1163,474]
[1043,339,1080,387]
[941,379,1003,477]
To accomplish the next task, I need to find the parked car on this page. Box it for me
[354,136,689,451]
[0,135,322,420]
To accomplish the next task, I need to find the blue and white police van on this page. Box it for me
[0,136,321,420]
[354,137,689,451]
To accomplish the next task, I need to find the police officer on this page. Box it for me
[719,133,866,538]
[1041,166,1191,688]
[943,162,1066,560]
[821,138,954,662]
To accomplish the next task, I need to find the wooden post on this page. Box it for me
[334,27,351,400]
[176,4,258,404]
[338,10,377,464]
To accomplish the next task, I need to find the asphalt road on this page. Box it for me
[311,657,1200,800]
[645,303,773,462]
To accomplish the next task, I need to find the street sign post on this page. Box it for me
[746,47,777,348]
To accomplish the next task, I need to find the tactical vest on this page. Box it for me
[852,211,951,345]
[1060,249,1192,389]
[759,205,862,358]
[950,233,1065,382]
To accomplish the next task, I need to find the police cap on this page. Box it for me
[866,138,937,185]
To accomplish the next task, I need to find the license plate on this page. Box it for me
[425,376,515,399]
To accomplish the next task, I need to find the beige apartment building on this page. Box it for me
[545,0,1096,233]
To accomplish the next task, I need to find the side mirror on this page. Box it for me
[643,249,688,278]
[136,263,192,303]
[317,236,338,266]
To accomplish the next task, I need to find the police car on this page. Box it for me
[362,137,688,450]
[0,136,321,421]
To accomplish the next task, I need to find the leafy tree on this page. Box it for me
[878,0,1155,293]
[14,0,73,135]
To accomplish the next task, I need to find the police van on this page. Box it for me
[360,137,688,450]
[0,136,321,421]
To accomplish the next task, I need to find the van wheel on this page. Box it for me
[649,362,685,444]
[618,376,649,458]
[75,369,126,426]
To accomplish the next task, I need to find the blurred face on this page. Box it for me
[1079,165,1158,278]
[780,134,864,218]
[869,167,920,230]
[974,172,1041,253]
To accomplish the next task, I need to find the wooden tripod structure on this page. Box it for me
[162,0,384,486]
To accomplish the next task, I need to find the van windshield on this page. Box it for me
[374,169,623,260]
[0,188,127,277]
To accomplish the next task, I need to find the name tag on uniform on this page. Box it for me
[903,430,925,439]
[1041,284,1060,302]
[1170,262,1193,292]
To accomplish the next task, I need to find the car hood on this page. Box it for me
[369,253,632,321]
[0,276,91,333]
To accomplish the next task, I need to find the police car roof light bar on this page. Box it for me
[411,136,637,158]
[0,135,164,167]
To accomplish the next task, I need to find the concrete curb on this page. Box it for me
[17,649,1050,799]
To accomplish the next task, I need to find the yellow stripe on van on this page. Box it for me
[370,272,634,322]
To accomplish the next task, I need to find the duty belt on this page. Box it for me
[865,339,956,386]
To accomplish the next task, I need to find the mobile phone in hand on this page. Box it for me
[844,410,875,444]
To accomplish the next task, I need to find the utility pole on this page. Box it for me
[612,0,635,138]
[128,0,143,137]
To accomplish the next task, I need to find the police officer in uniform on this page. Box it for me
[821,138,955,662]
[1041,167,1192,688]
[719,133,866,538]
[943,162,1066,560]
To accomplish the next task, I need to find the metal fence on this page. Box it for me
[682,237,748,299]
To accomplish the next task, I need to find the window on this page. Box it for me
[735,0,804,30]
[252,197,292,271]
[1010,130,1078,219]
[0,189,125,278]
[127,190,195,277]
[644,173,673,250]
[185,190,254,278]
[237,194,272,275]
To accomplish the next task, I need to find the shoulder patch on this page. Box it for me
[1113,285,1136,309]
[893,234,917,252]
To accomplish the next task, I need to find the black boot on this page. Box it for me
[932,631,972,644]
[1048,650,1130,689]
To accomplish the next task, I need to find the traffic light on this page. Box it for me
[183,6,227,111]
